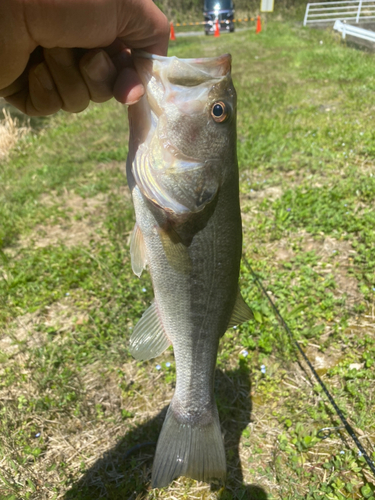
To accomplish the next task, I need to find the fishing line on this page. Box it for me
[242,257,375,478]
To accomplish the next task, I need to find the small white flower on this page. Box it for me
[261,364,266,374]
[241,350,248,357]
[156,364,161,370]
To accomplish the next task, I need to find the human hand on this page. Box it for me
[0,0,169,116]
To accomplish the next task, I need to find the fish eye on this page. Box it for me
[211,101,229,123]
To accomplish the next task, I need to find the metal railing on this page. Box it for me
[303,0,375,26]
[334,18,375,39]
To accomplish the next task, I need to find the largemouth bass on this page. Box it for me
[126,51,252,488]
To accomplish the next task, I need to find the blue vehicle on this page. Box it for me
[204,0,235,35]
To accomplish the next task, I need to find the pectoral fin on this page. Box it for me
[130,223,147,278]
[227,289,253,329]
[157,226,192,275]
[129,301,171,360]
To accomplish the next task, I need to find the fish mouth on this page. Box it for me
[132,51,232,84]
[132,51,232,121]
[131,51,231,159]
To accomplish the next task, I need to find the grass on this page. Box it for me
[1,20,375,500]
[0,109,30,161]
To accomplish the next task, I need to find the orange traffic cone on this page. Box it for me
[256,15,262,34]
[170,22,176,41]
[214,18,220,37]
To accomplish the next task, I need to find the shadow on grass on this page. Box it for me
[64,361,268,500]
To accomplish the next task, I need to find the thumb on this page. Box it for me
[0,0,169,92]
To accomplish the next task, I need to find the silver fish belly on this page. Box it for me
[126,51,252,488]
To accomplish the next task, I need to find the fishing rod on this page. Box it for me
[242,257,375,479]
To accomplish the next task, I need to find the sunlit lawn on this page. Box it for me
[1,20,375,500]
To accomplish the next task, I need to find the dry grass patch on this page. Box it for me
[265,231,362,307]
[21,191,108,249]
[17,189,127,250]
[8,179,131,252]
[0,296,89,360]
[0,109,30,159]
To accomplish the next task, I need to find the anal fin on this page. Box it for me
[227,289,253,329]
[129,301,171,360]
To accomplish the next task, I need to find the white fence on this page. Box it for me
[334,18,375,39]
[303,0,375,26]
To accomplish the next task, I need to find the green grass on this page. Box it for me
[1,20,375,500]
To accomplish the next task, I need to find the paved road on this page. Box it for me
[175,27,252,37]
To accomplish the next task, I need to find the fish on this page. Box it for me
[126,51,252,488]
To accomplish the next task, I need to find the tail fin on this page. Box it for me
[151,403,226,488]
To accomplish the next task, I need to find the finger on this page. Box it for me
[117,0,170,56]
[0,72,28,99]
[0,46,44,98]
[103,43,145,105]
[108,45,133,73]
[5,62,63,116]
[28,62,63,115]
[102,39,129,59]
[113,67,144,105]
[80,50,117,103]
[43,47,90,113]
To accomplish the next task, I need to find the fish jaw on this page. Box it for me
[132,51,232,87]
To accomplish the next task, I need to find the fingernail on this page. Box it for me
[113,67,145,105]
[34,63,54,91]
[125,84,145,105]
[83,51,111,82]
